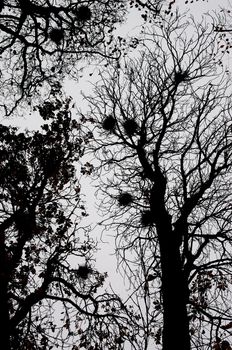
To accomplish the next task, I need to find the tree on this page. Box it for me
[182,0,232,53]
[0,0,126,116]
[0,95,139,350]
[84,14,232,350]
[0,0,167,117]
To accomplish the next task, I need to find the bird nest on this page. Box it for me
[102,115,116,132]
[174,70,188,83]
[118,192,133,206]
[123,119,138,136]
[76,265,92,279]
[49,28,64,44]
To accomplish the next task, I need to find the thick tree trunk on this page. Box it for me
[150,172,190,350]
[159,235,190,350]
[0,232,11,350]
[139,146,191,349]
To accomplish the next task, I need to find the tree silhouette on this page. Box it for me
[0,95,139,350]
[0,0,128,116]
[0,0,166,117]
[84,14,232,350]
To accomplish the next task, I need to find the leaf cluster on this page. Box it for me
[0,96,140,349]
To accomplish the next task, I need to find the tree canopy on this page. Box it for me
[2,1,232,350]
[0,96,144,350]
[0,0,167,117]
[84,13,232,350]
[0,0,127,116]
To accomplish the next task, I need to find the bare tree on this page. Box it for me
[0,0,126,116]
[0,94,141,350]
[0,0,167,117]
[84,14,232,350]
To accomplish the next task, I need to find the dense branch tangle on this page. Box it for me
[85,15,232,350]
[0,96,142,350]
[0,0,129,116]
[0,0,169,117]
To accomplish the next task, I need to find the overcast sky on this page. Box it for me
[2,2,232,348]
[4,0,230,293]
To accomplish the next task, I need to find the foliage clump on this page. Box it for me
[118,192,133,206]
[102,115,116,132]
[14,212,36,234]
[123,119,138,136]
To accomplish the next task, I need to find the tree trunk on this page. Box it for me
[150,175,190,350]
[0,232,11,350]
[159,234,190,350]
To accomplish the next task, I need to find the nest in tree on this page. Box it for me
[102,115,116,132]
[174,70,188,84]
[140,210,154,226]
[76,5,92,21]
[76,265,92,279]
[123,119,138,136]
[49,28,64,44]
[118,192,133,206]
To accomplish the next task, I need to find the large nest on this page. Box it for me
[49,28,64,44]
[118,192,133,206]
[102,115,116,132]
[76,5,92,21]
[123,119,138,136]
[76,265,92,279]
[174,70,188,84]
[140,210,155,227]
